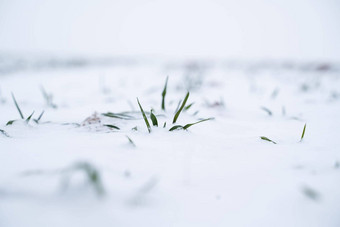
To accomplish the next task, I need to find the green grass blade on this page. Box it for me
[26,111,35,123]
[36,111,45,122]
[126,135,136,147]
[260,136,277,144]
[300,123,306,141]
[169,125,184,131]
[163,122,167,128]
[11,93,24,119]
[161,76,168,111]
[104,124,120,130]
[102,112,135,120]
[184,102,195,111]
[137,98,151,133]
[173,92,190,124]
[260,106,272,116]
[150,110,158,127]
[6,120,16,126]
[0,129,10,137]
[183,118,214,130]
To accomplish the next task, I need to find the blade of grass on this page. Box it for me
[26,111,35,123]
[0,129,10,137]
[300,123,306,141]
[35,110,45,123]
[11,93,24,119]
[150,110,158,127]
[104,124,120,130]
[169,125,184,131]
[102,112,135,120]
[126,135,136,147]
[137,98,151,133]
[260,106,272,116]
[260,136,277,144]
[161,76,168,111]
[174,100,182,114]
[183,118,214,129]
[6,120,16,126]
[184,102,195,111]
[169,118,214,131]
[173,92,189,124]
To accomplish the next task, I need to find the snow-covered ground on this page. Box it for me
[1,59,340,226]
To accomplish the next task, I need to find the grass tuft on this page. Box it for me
[173,92,190,124]
[137,98,151,133]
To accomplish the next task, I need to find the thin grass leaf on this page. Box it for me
[34,110,45,123]
[174,100,182,114]
[163,122,166,128]
[26,111,35,123]
[261,106,272,116]
[11,93,24,119]
[183,118,214,129]
[150,110,158,127]
[193,110,199,116]
[40,86,57,108]
[169,118,214,131]
[6,120,16,126]
[260,136,277,144]
[102,112,135,120]
[173,92,190,123]
[104,124,120,130]
[184,102,195,111]
[300,123,306,141]
[169,125,184,131]
[161,76,168,111]
[0,129,10,137]
[137,98,151,133]
[126,135,136,147]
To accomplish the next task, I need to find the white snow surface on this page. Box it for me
[0,60,340,227]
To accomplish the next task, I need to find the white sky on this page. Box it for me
[0,0,339,61]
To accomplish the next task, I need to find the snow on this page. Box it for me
[1,59,340,226]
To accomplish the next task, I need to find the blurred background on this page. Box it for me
[0,0,339,62]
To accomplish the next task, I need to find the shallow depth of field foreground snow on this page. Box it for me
[0,60,340,226]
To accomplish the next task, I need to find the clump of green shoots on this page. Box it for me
[136,77,213,133]
[6,93,44,126]
[260,136,277,144]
